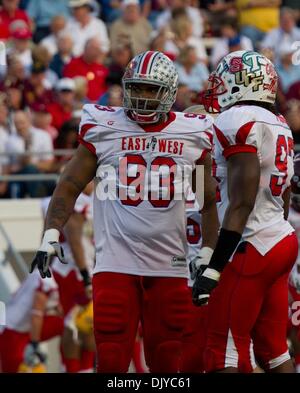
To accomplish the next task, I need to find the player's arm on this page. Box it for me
[23,290,48,366]
[283,187,291,220]
[193,152,260,305]
[30,145,97,279]
[198,153,219,250]
[190,153,219,279]
[64,212,92,294]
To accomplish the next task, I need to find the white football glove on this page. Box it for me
[30,229,67,278]
[189,247,214,281]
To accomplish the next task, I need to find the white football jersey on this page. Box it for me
[5,270,59,333]
[79,104,213,277]
[41,193,94,278]
[213,105,294,256]
[185,188,202,287]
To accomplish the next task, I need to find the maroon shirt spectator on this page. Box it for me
[63,37,109,102]
[0,0,31,40]
[286,81,300,102]
[23,61,54,108]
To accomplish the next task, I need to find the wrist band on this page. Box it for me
[209,228,241,272]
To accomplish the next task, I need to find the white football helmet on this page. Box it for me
[122,51,178,124]
[202,50,278,113]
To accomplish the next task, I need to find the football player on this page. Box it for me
[287,155,300,372]
[41,183,95,373]
[193,50,298,373]
[180,105,217,373]
[0,269,63,373]
[30,51,219,373]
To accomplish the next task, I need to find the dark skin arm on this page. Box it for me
[222,152,260,233]
[64,212,88,271]
[46,145,97,232]
[282,186,291,221]
[193,153,219,249]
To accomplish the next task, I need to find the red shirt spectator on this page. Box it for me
[47,78,75,131]
[0,0,31,40]
[63,37,109,102]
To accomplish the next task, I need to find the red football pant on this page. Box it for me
[92,272,189,373]
[180,288,208,373]
[205,233,298,373]
[53,270,88,316]
[0,315,64,373]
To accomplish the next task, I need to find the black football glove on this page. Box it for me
[192,267,220,306]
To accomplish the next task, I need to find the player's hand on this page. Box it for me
[23,342,47,366]
[80,268,92,299]
[189,247,214,281]
[192,267,220,306]
[30,229,66,278]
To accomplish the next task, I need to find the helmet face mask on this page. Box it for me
[122,51,178,124]
[202,50,278,113]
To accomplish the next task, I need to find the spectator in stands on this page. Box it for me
[30,102,58,141]
[276,47,300,94]
[23,61,54,108]
[206,0,237,35]
[100,0,151,23]
[63,38,109,102]
[156,0,204,39]
[31,45,59,88]
[47,78,76,132]
[285,99,300,143]
[163,14,208,64]
[2,55,26,96]
[53,118,79,172]
[149,30,176,61]
[66,0,110,57]
[0,0,31,41]
[26,0,70,43]
[106,42,133,86]
[8,26,33,76]
[236,0,281,48]
[0,95,9,197]
[175,46,209,93]
[6,110,54,198]
[261,7,300,64]
[73,76,89,107]
[110,0,152,56]
[172,83,194,111]
[49,33,74,79]
[210,17,253,69]
[98,84,123,106]
[40,15,68,57]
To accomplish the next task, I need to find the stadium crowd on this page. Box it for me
[0,0,299,200]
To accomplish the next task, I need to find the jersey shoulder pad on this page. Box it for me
[80,104,123,129]
[174,111,214,132]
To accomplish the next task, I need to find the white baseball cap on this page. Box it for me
[69,0,92,8]
[122,0,139,7]
[56,78,76,92]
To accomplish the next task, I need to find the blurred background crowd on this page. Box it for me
[0,0,299,199]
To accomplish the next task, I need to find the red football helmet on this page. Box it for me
[291,154,300,212]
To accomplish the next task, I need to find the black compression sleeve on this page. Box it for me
[209,228,242,273]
